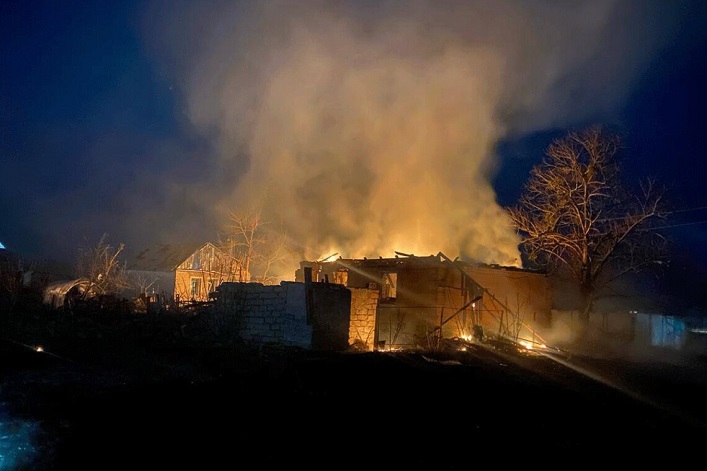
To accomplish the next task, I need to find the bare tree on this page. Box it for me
[75,233,130,298]
[220,209,264,282]
[507,127,669,323]
[256,231,291,284]
[0,253,23,315]
[219,208,291,284]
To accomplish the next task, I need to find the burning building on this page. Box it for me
[296,252,551,351]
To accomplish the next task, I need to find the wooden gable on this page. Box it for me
[174,243,247,303]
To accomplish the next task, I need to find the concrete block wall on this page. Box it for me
[349,288,379,350]
[282,281,313,346]
[309,282,352,351]
[214,281,312,348]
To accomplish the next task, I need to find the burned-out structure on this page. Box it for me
[296,252,552,351]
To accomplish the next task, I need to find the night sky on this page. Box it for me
[2,1,707,307]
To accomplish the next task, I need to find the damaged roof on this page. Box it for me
[126,242,208,272]
[313,252,545,274]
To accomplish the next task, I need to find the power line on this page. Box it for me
[650,220,707,230]
[665,206,707,214]
[596,205,707,223]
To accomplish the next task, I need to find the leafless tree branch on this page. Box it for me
[507,127,669,321]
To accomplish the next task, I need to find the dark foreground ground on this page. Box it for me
[2,316,707,469]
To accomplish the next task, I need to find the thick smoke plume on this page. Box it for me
[144,0,676,275]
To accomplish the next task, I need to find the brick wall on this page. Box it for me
[348,288,379,350]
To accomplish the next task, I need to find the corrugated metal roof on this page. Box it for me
[43,278,92,308]
[127,242,207,272]
[44,278,91,297]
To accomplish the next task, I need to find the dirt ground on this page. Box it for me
[2,313,707,469]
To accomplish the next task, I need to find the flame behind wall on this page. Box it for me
[145,0,677,277]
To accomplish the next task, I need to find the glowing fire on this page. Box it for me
[316,250,340,263]
[519,340,547,350]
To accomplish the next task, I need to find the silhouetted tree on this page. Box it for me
[75,233,130,298]
[219,208,291,284]
[0,250,23,316]
[507,127,669,323]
